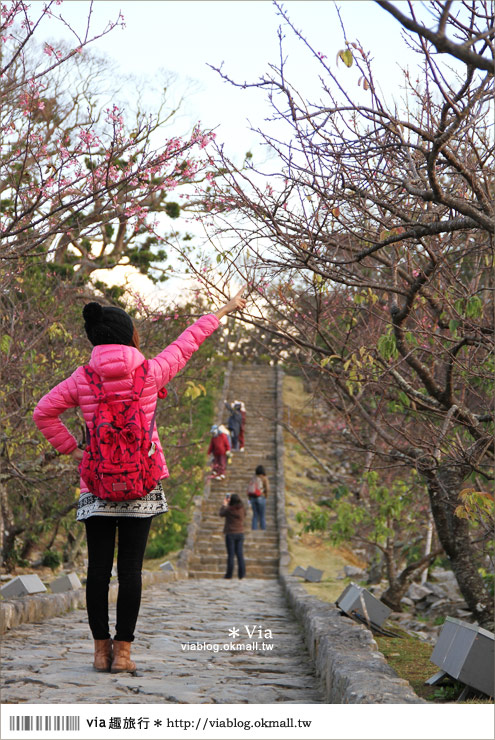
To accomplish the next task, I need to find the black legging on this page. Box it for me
[84,516,152,642]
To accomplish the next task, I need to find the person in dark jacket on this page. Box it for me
[219,493,246,579]
[224,400,242,451]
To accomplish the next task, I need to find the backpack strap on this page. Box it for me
[83,365,105,401]
[84,360,157,442]
[133,360,159,443]
[84,361,150,399]
[132,360,149,398]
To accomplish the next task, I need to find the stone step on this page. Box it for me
[188,569,278,579]
[196,533,278,542]
[200,522,277,530]
[190,548,278,559]
[194,542,279,552]
[199,527,278,537]
[190,549,279,560]
[197,529,278,546]
[189,558,279,570]
[189,364,281,576]
[201,515,277,522]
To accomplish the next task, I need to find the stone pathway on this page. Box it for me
[1,579,323,704]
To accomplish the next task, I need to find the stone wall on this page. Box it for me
[0,569,176,635]
[275,366,424,704]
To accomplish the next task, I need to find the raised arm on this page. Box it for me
[214,286,246,320]
[150,287,247,389]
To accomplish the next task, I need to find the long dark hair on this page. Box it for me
[229,493,242,506]
[255,465,266,476]
[130,326,140,350]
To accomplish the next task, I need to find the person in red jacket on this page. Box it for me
[207,424,230,479]
[32,288,246,676]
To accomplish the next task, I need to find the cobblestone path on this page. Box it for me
[1,579,323,704]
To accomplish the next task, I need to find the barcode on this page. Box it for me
[9,716,80,731]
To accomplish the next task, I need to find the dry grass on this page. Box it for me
[283,374,365,601]
[375,628,439,701]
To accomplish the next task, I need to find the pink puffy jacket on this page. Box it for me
[33,313,219,492]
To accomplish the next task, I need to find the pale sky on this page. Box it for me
[36,1,420,306]
[45,1,411,156]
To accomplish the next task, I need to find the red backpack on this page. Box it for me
[79,360,163,502]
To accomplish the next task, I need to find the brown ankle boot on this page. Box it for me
[111,640,136,674]
[93,639,112,672]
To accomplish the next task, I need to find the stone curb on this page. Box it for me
[176,360,232,576]
[275,366,424,704]
[0,569,176,635]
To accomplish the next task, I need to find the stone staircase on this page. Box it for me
[188,364,279,579]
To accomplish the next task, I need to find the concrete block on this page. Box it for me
[292,566,307,578]
[431,617,494,696]
[336,582,391,627]
[0,574,47,599]
[343,565,365,578]
[159,561,175,572]
[50,572,82,593]
[305,566,323,583]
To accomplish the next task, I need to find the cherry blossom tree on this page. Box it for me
[0,1,215,287]
[376,0,495,73]
[191,1,494,626]
[0,0,220,566]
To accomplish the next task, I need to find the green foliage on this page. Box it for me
[377,330,399,361]
[429,681,465,702]
[299,471,422,549]
[296,466,432,594]
[337,49,354,67]
[0,258,222,569]
[145,365,221,558]
[454,488,494,529]
[41,549,61,571]
[1,334,12,354]
[1,261,90,566]
[164,201,180,219]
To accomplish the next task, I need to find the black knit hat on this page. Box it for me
[83,302,134,346]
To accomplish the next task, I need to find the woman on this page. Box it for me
[248,465,270,531]
[207,424,231,479]
[33,288,246,674]
[219,494,246,579]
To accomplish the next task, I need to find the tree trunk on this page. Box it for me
[64,525,86,568]
[425,461,493,630]
[420,512,434,585]
[380,546,444,612]
[380,581,408,612]
[0,479,18,568]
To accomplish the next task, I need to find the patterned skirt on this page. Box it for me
[76,480,168,521]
